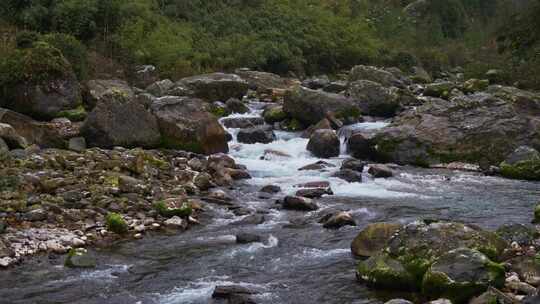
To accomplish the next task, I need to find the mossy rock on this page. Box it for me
[283,118,304,131]
[105,212,128,234]
[422,248,505,304]
[357,253,417,291]
[154,200,192,218]
[263,106,287,124]
[463,79,489,93]
[351,222,402,258]
[65,248,96,268]
[56,105,87,122]
[500,160,540,181]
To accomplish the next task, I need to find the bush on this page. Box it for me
[105,212,128,234]
[42,33,88,79]
[15,31,39,49]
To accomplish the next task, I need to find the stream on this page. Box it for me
[0,102,539,304]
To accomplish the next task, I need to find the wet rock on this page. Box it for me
[226,98,249,114]
[341,158,366,172]
[68,137,86,152]
[347,80,402,117]
[81,94,161,149]
[228,294,257,304]
[282,196,318,211]
[260,185,281,194]
[306,129,340,158]
[424,81,456,98]
[422,248,505,303]
[236,233,262,244]
[233,214,265,225]
[212,285,258,299]
[65,248,96,268]
[194,172,214,191]
[302,75,330,90]
[221,117,265,129]
[496,224,537,246]
[351,222,401,258]
[295,181,331,188]
[237,126,275,144]
[499,146,540,181]
[321,211,356,229]
[172,73,249,102]
[357,252,416,290]
[145,79,174,97]
[260,149,291,160]
[347,133,376,160]
[349,65,405,88]
[151,96,229,154]
[298,161,335,171]
[384,300,413,304]
[284,87,360,126]
[83,79,134,110]
[332,169,362,183]
[235,68,299,95]
[368,164,394,178]
[295,187,333,199]
[263,105,287,124]
[302,118,333,138]
[164,216,188,229]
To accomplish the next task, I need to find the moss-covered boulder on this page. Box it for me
[105,212,128,234]
[424,82,456,98]
[151,96,229,155]
[349,65,405,88]
[65,248,96,268]
[154,200,192,218]
[263,105,287,124]
[422,248,505,304]
[172,73,249,102]
[83,79,134,111]
[347,80,403,117]
[357,253,417,290]
[499,146,540,181]
[351,222,401,258]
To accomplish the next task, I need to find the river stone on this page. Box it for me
[0,108,65,148]
[298,161,335,171]
[422,248,505,304]
[424,81,456,98]
[321,211,356,229]
[332,169,362,183]
[1,70,82,120]
[368,164,394,178]
[410,66,432,84]
[372,90,540,167]
[283,86,360,126]
[83,79,134,110]
[81,95,161,149]
[145,79,174,97]
[226,98,249,114]
[65,248,97,268]
[347,133,375,160]
[351,222,402,258]
[221,117,265,129]
[164,216,187,229]
[236,233,262,244]
[470,288,518,304]
[302,118,333,139]
[237,126,275,144]
[172,73,249,102]
[357,252,416,290]
[349,65,405,88]
[235,68,299,94]
[263,105,287,124]
[341,158,366,172]
[233,214,265,225]
[260,185,281,194]
[151,96,229,154]
[509,256,540,287]
[496,224,537,246]
[347,80,402,117]
[295,187,333,199]
[212,285,258,299]
[307,129,340,158]
[282,196,318,211]
[323,81,348,93]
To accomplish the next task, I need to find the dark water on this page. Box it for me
[0,105,539,304]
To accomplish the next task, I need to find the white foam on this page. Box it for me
[294,248,350,260]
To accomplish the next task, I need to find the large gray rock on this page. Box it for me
[0,71,81,121]
[349,65,405,88]
[83,79,134,110]
[372,90,540,167]
[151,96,229,154]
[0,108,65,148]
[234,69,300,94]
[81,94,161,149]
[145,79,174,97]
[347,80,402,117]
[306,129,340,158]
[284,87,360,126]
[237,126,275,144]
[347,133,376,160]
[0,123,28,149]
[172,73,249,102]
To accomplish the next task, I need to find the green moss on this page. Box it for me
[357,254,417,291]
[105,212,128,234]
[486,261,505,288]
[336,106,362,119]
[263,106,287,124]
[500,160,540,181]
[56,105,87,121]
[154,201,192,218]
[159,136,204,154]
[209,105,229,118]
[284,119,303,131]
[103,174,119,187]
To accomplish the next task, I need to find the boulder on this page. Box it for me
[263,105,287,124]
[284,87,360,126]
[234,68,300,94]
[68,137,86,152]
[351,222,401,258]
[323,81,348,93]
[306,129,340,158]
[133,65,159,88]
[302,118,333,138]
[368,164,394,178]
[499,146,540,181]
[1,71,82,120]
[410,66,432,84]
[347,133,375,160]
[81,94,161,149]
[332,169,362,183]
[422,248,505,303]
[349,65,405,88]
[372,91,540,167]
[298,161,335,171]
[302,75,330,90]
[0,108,65,148]
[236,233,262,244]
[341,158,366,172]
[237,126,275,144]
[151,96,229,154]
[347,80,402,117]
[83,79,134,110]
[225,98,249,114]
[295,187,333,199]
[424,82,456,98]
[357,252,417,290]
[221,117,265,129]
[282,196,318,211]
[0,123,28,149]
[260,185,281,194]
[145,79,174,97]
[172,73,249,102]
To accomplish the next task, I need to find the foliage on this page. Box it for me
[42,33,88,79]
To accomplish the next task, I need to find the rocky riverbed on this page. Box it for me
[0,64,540,303]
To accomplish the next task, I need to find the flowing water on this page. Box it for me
[1,102,539,304]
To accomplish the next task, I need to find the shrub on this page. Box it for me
[15,31,39,49]
[105,212,128,234]
[42,33,88,80]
